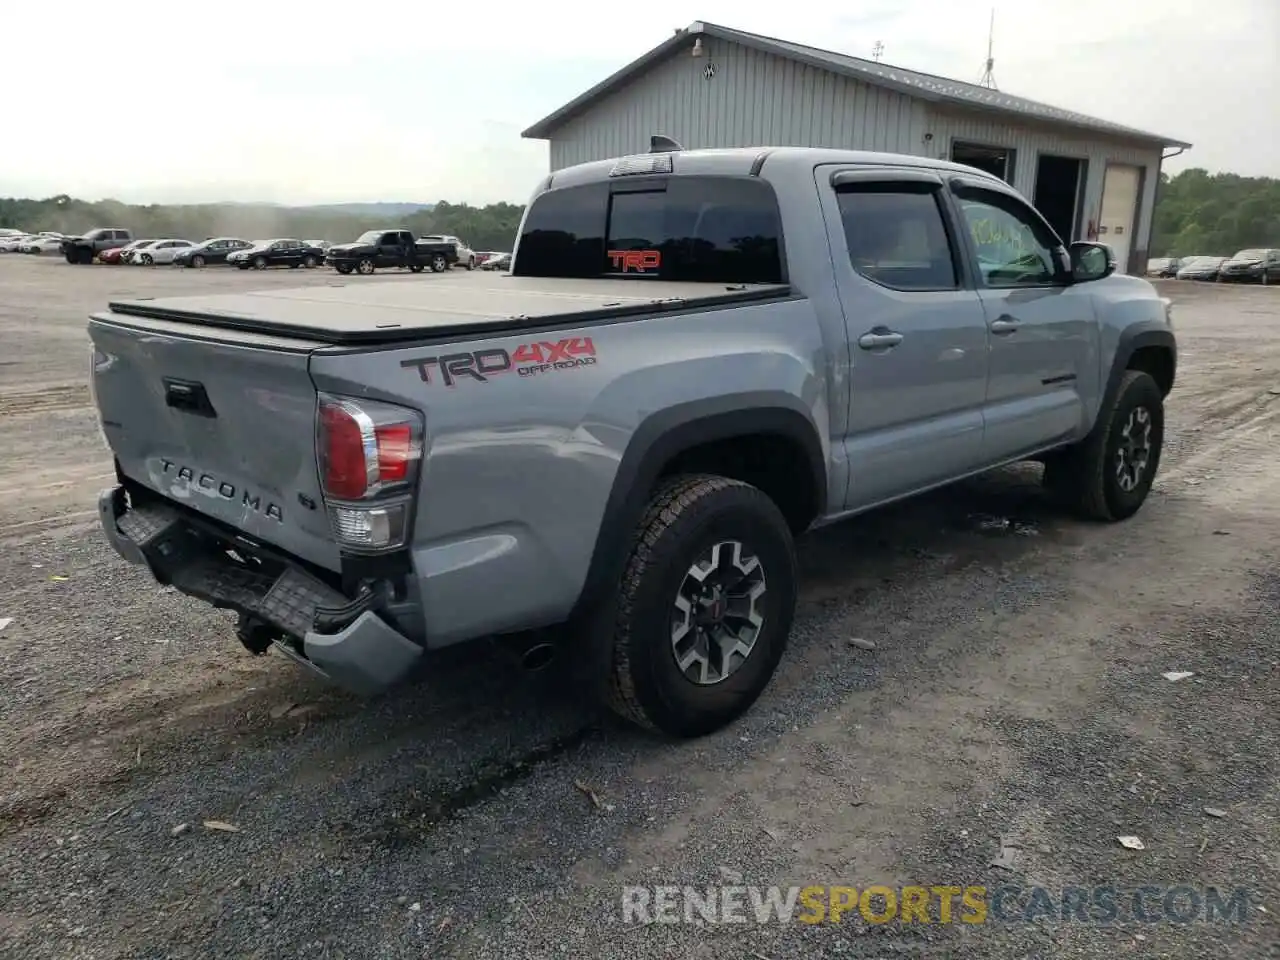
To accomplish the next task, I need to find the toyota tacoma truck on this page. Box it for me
[88,141,1175,738]
[325,229,458,275]
[63,227,133,264]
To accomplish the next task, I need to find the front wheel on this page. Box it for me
[604,475,797,738]
[303,255,317,268]
[430,254,448,273]
[1044,370,1164,522]
[139,253,153,265]
[335,263,352,275]
[191,254,205,268]
[253,256,268,270]
[465,257,475,270]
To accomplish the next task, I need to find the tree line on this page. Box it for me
[5,166,1278,260]
[0,196,528,253]
[1151,168,1280,258]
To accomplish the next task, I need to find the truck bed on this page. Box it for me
[103,274,793,345]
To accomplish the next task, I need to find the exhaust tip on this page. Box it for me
[521,642,557,673]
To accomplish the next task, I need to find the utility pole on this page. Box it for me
[872,41,885,63]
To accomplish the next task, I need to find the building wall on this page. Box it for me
[919,108,1164,269]
[542,36,1164,273]
[547,36,929,169]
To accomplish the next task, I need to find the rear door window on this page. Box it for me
[515,176,784,283]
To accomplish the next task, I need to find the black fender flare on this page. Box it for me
[569,391,826,623]
[1085,323,1175,446]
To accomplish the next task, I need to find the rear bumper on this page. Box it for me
[97,485,422,696]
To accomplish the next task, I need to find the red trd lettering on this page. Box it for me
[607,249,661,273]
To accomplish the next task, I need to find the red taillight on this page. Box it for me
[317,395,421,502]
[319,402,371,499]
[375,423,412,482]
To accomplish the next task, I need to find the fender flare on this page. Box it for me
[569,391,826,622]
[1088,323,1175,444]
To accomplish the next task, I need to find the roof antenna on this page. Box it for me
[650,134,683,153]
[871,40,884,63]
[978,8,998,89]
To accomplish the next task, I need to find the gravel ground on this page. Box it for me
[1,255,1278,959]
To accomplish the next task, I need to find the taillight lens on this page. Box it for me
[316,394,423,553]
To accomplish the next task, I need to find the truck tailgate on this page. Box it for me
[89,314,341,572]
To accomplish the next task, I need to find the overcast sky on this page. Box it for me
[4,1,1275,205]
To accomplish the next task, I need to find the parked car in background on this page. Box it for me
[1176,256,1227,281]
[172,237,254,268]
[1146,257,1181,278]
[306,240,332,252]
[133,239,194,265]
[61,228,133,263]
[1218,248,1280,285]
[0,234,33,252]
[480,251,512,271]
[0,228,25,238]
[119,239,158,264]
[228,238,326,270]
[325,229,458,274]
[421,234,476,269]
[23,235,66,255]
[99,245,128,264]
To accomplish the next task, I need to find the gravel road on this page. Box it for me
[1,255,1278,959]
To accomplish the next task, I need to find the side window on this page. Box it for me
[835,184,958,291]
[380,233,397,246]
[954,190,1060,287]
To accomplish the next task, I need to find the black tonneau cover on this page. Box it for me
[105,274,793,345]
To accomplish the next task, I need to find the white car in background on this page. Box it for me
[132,239,194,265]
[21,235,65,255]
[422,234,477,270]
[0,234,34,252]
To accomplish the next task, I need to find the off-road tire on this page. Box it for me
[1044,370,1164,521]
[605,474,797,738]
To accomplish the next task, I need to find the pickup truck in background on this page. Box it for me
[325,229,458,275]
[63,227,133,264]
[88,140,1175,739]
[421,234,477,270]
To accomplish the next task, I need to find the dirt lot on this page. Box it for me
[1,255,1278,959]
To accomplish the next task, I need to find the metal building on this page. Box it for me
[522,21,1191,274]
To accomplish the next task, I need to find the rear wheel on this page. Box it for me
[604,475,797,738]
[409,263,425,273]
[430,253,448,273]
[1044,370,1164,522]
[465,257,475,270]
[304,255,317,268]
[356,258,375,275]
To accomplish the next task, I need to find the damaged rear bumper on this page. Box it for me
[97,485,422,696]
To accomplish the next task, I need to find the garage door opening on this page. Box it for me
[951,141,1015,184]
[1033,154,1085,243]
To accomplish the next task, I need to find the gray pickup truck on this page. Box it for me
[63,227,133,264]
[88,142,1175,738]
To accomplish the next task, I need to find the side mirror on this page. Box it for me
[1070,241,1116,282]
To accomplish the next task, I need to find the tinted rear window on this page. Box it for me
[514,176,784,283]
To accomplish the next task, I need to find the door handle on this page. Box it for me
[990,316,1019,335]
[857,330,904,350]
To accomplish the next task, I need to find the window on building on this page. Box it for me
[835,184,959,291]
[514,176,784,284]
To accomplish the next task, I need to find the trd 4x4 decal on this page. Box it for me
[401,336,597,387]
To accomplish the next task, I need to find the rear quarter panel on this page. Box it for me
[308,297,828,645]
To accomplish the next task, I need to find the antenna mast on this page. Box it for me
[872,40,884,63]
[979,9,998,89]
